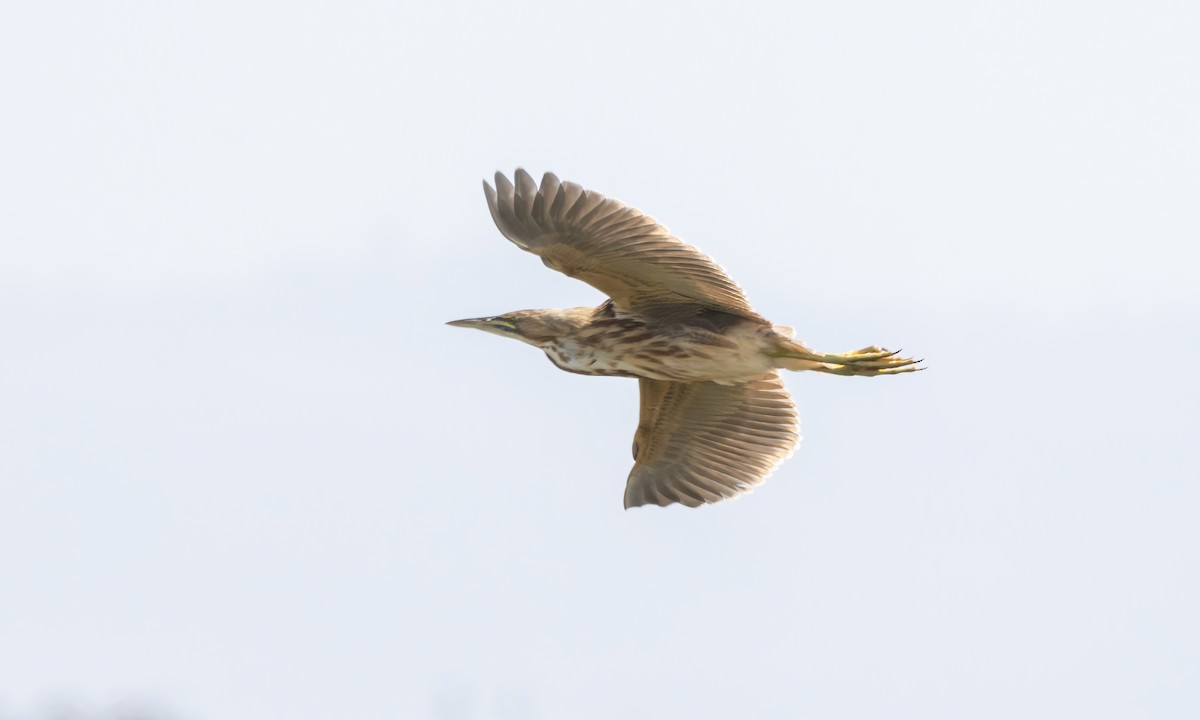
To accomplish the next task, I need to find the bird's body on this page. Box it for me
[514,302,782,384]
[450,169,920,509]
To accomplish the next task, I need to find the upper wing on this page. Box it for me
[625,373,800,508]
[483,169,761,319]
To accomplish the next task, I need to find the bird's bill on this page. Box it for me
[445,316,516,336]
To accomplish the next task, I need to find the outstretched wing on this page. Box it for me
[483,169,761,319]
[625,373,800,508]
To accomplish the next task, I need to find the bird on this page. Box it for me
[449,169,921,509]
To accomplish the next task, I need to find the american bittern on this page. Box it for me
[450,169,920,509]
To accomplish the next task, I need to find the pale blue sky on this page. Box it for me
[2,1,1198,719]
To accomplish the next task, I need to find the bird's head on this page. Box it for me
[446,308,589,347]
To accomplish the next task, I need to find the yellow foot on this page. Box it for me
[812,345,923,377]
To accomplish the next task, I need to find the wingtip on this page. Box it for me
[481,178,497,210]
[514,167,537,198]
[492,168,560,196]
[493,171,513,194]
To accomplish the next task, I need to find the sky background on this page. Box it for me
[2,1,1198,718]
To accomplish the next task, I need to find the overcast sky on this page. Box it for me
[2,1,1198,719]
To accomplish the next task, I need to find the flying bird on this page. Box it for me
[449,169,920,509]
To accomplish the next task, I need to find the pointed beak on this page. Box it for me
[445,316,517,336]
[446,317,490,330]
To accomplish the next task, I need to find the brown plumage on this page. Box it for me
[449,169,920,509]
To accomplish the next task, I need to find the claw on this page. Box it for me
[813,352,924,377]
[779,342,922,373]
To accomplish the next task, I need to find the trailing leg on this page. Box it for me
[769,339,922,376]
